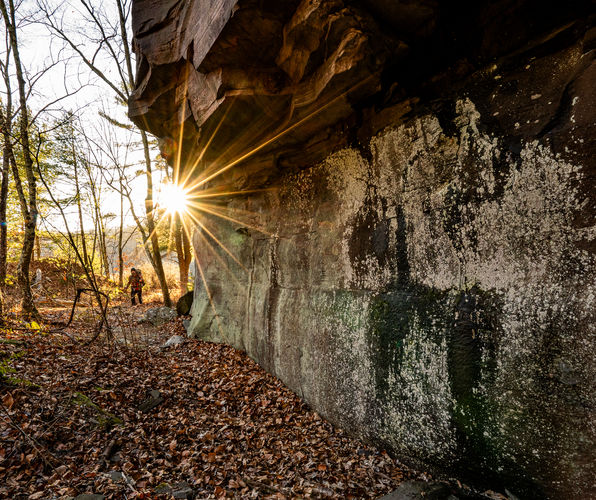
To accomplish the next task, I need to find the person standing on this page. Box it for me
[125,267,145,305]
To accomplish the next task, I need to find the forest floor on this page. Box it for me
[0,293,420,499]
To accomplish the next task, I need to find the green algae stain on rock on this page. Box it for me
[367,282,455,461]
[445,287,508,481]
[367,282,512,476]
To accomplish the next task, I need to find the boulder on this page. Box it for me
[138,306,176,326]
[163,335,185,348]
[129,0,596,497]
[176,291,194,316]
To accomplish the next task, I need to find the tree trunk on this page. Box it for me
[174,214,192,293]
[118,178,124,287]
[93,181,110,279]
[141,129,171,306]
[101,229,110,279]
[0,40,12,289]
[35,233,41,260]
[83,156,110,278]
[0,106,10,287]
[90,223,97,268]
[19,213,37,317]
[72,148,90,268]
[1,0,39,318]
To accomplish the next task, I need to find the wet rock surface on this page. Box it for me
[130,1,596,498]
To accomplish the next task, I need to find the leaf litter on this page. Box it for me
[0,308,414,499]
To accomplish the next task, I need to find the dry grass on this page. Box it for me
[3,258,187,318]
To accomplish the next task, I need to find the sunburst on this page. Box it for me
[149,74,374,331]
[156,181,190,215]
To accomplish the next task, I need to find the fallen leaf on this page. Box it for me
[2,393,14,409]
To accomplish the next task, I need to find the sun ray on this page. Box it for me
[191,202,272,236]
[186,219,246,290]
[191,75,375,189]
[188,199,270,222]
[174,80,371,208]
[176,98,236,191]
[195,98,235,165]
[174,70,190,185]
[194,187,275,199]
[185,211,247,272]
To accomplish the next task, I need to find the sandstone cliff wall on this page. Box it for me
[130,2,596,497]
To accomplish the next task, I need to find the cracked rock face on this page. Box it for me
[130,1,595,498]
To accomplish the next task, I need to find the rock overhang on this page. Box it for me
[128,0,593,185]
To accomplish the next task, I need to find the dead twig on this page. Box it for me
[102,437,118,464]
[243,477,287,495]
[0,401,61,469]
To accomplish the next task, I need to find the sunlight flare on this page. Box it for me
[157,182,190,215]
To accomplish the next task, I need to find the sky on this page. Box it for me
[2,0,168,232]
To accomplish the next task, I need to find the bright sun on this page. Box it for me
[158,182,189,214]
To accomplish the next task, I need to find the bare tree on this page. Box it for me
[38,0,172,306]
[90,118,162,277]
[0,30,10,287]
[0,0,40,318]
[72,129,90,267]
[0,100,11,287]
[79,127,113,279]
[118,176,124,286]
[35,140,110,339]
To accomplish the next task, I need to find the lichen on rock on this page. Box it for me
[129,1,596,497]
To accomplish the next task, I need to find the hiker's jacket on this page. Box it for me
[129,273,145,291]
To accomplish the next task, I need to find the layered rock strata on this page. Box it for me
[129,1,596,498]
